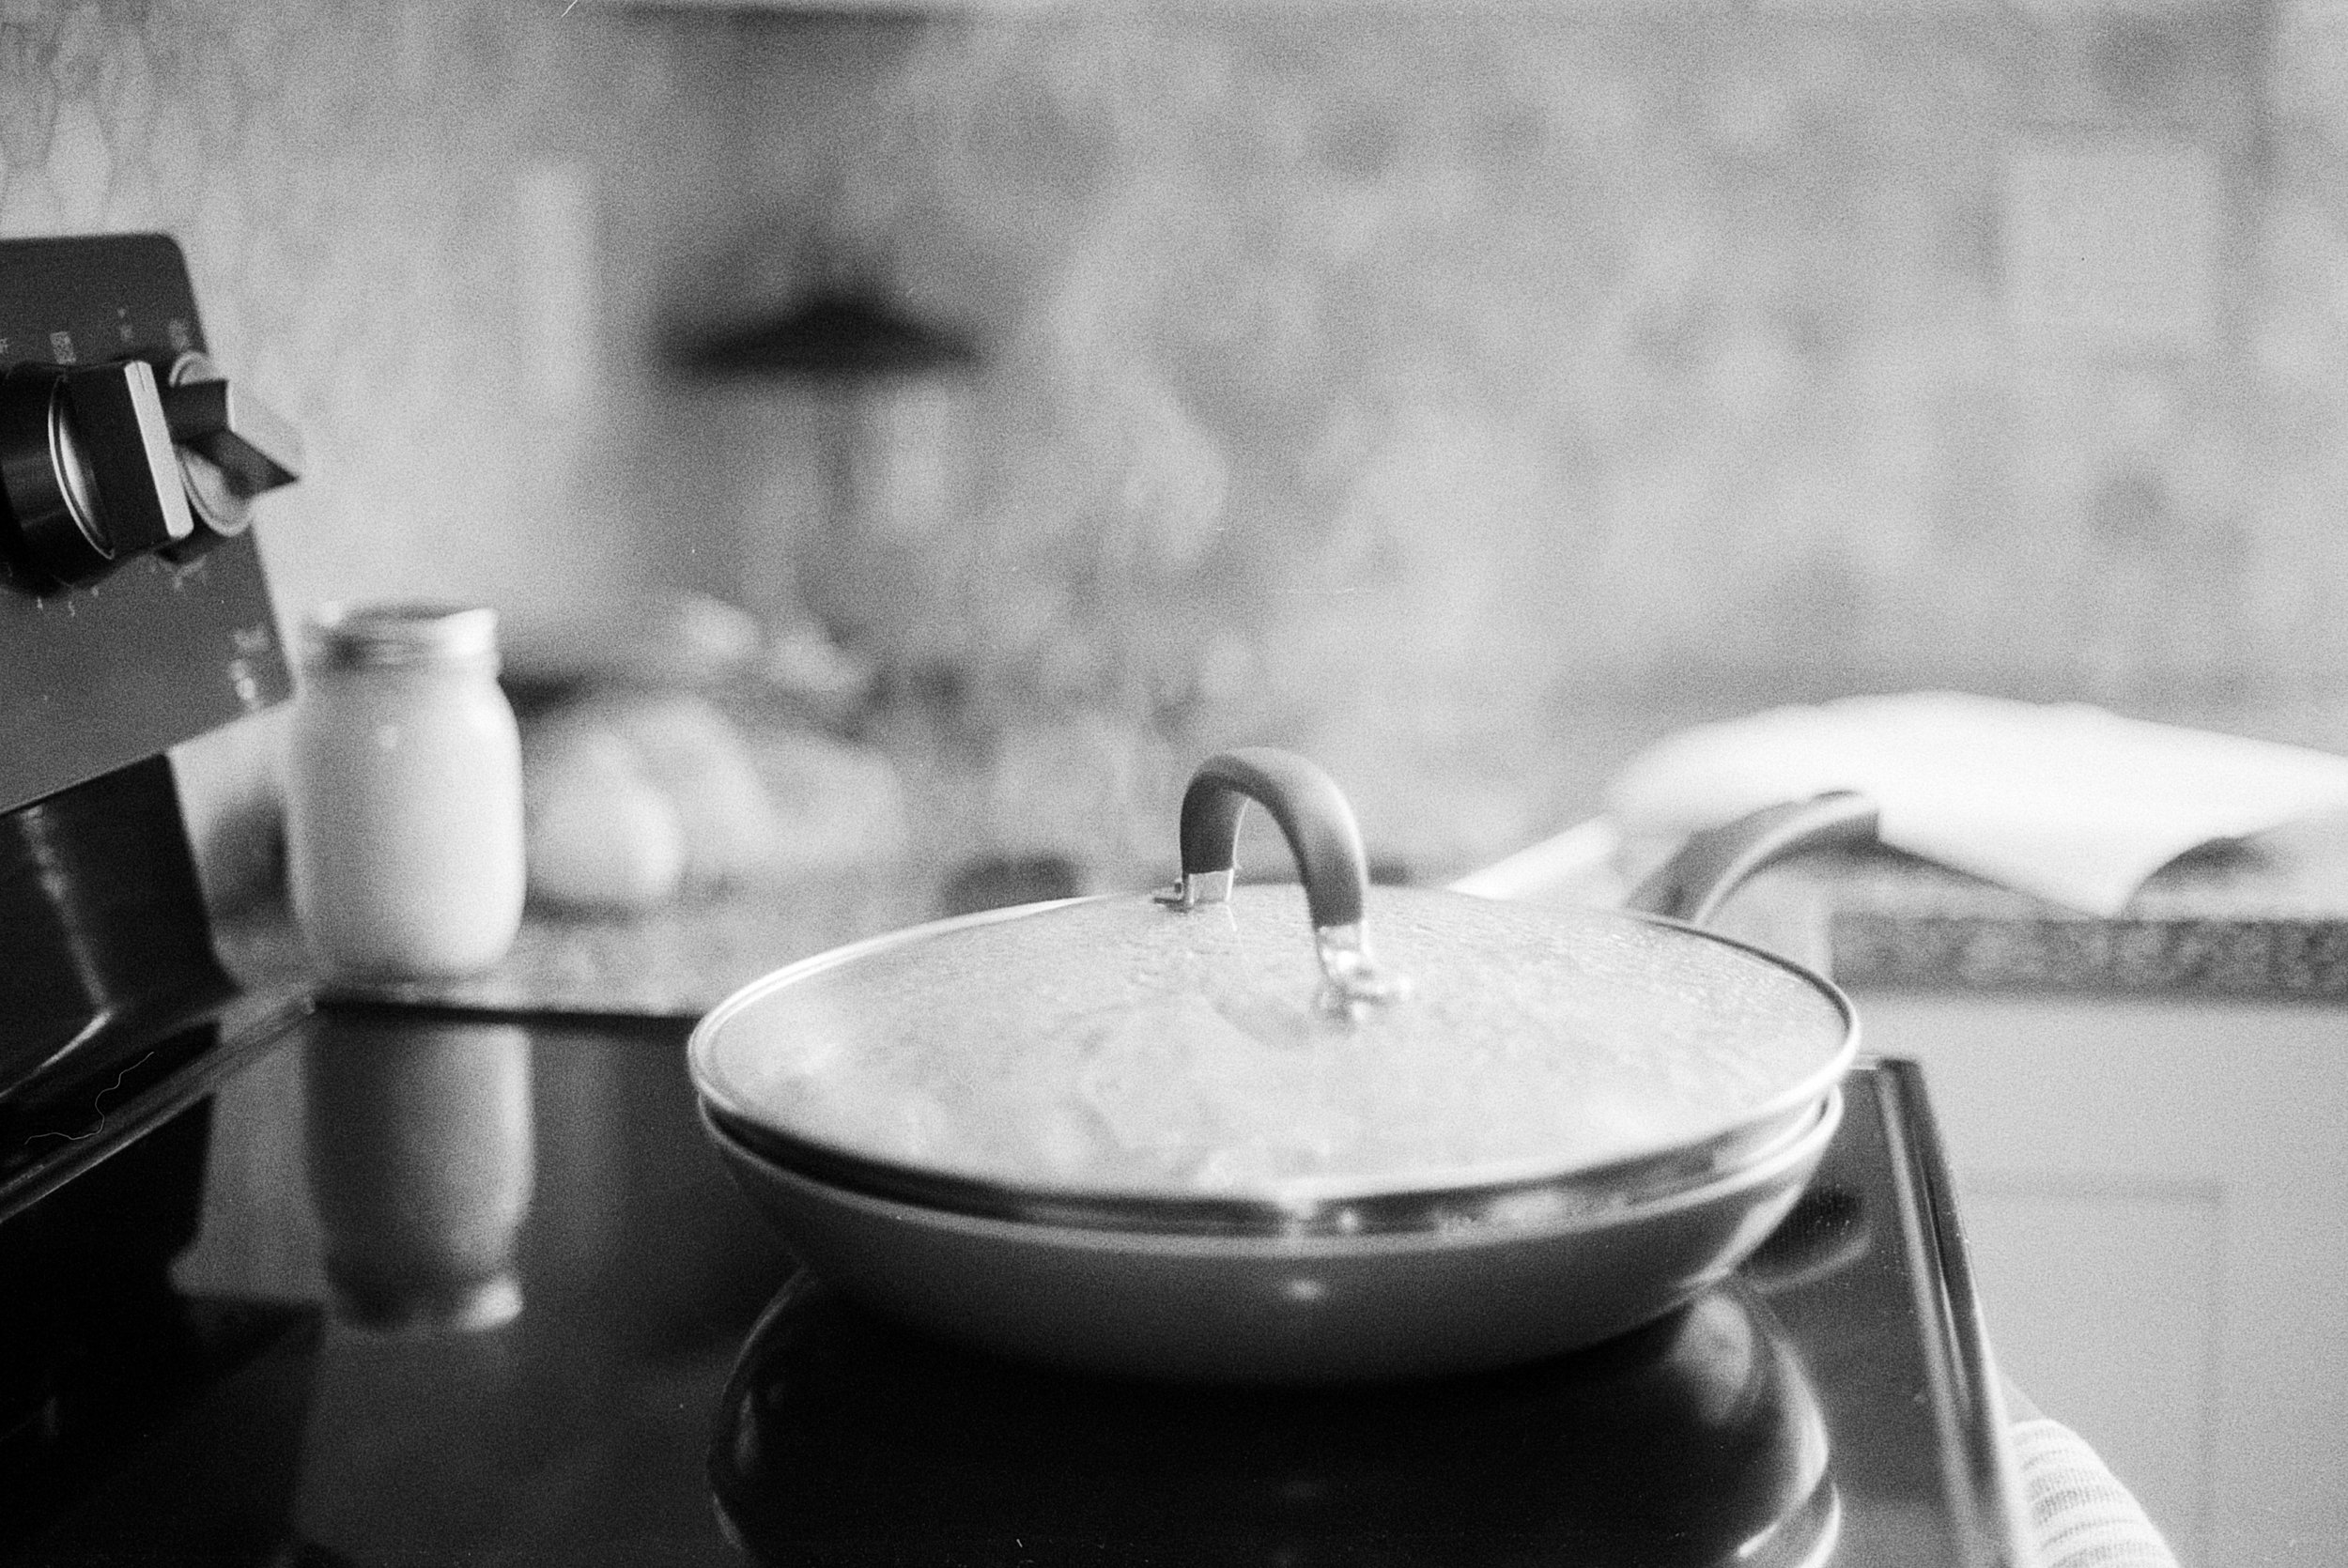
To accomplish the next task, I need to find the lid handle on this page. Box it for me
[1625,792,1879,927]
[1158,747,1409,1011]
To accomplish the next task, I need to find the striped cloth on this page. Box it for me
[2014,1416,2181,1568]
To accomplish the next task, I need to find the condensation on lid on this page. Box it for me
[301,602,501,671]
[698,884,1852,1203]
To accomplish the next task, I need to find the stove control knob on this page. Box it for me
[158,351,303,556]
[0,358,195,585]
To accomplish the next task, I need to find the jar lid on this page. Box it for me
[302,602,500,671]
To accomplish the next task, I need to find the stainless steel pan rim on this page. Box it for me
[701,1084,1843,1242]
[703,1085,1846,1252]
[687,893,1858,1240]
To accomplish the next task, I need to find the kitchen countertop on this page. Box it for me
[1477,682,2348,1002]
[1811,843,2348,999]
[211,683,2348,1013]
[213,868,925,1022]
[211,834,2348,1018]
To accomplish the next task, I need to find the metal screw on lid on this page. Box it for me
[301,601,501,671]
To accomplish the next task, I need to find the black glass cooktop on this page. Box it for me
[1,1004,2026,1568]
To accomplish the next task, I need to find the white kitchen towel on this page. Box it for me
[1604,692,2348,916]
[2012,1417,2180,1568]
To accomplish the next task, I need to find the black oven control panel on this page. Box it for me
[0,234,297,814]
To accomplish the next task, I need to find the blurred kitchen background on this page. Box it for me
[9,0,2345,895]
[16,4,2348,1560]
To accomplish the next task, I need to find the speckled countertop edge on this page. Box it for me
[211,684,2348,1013]
[214,847,2348,1015]
[1810,850,2348,1000]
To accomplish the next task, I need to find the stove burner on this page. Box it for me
[710,1275,1839,1568]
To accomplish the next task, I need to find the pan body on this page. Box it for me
[703,1087,1841,1384]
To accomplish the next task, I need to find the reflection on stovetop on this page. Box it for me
[714,1275,1839,1568]
[2,1020,2021,1568]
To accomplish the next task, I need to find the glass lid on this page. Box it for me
[691,750,1859,1209]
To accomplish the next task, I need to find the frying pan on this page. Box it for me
[692,749,1877,1381]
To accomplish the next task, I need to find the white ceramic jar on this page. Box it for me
[286,602,526,980]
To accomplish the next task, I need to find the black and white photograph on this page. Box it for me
[3,2,2335,1563]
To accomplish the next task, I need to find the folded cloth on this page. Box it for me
[2013,1416,2181,1568]
[1606,692,2348,917]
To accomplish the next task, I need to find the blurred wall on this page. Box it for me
[0,1,757,622]
[692,0,2331,869]
[2,0,2342,879]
